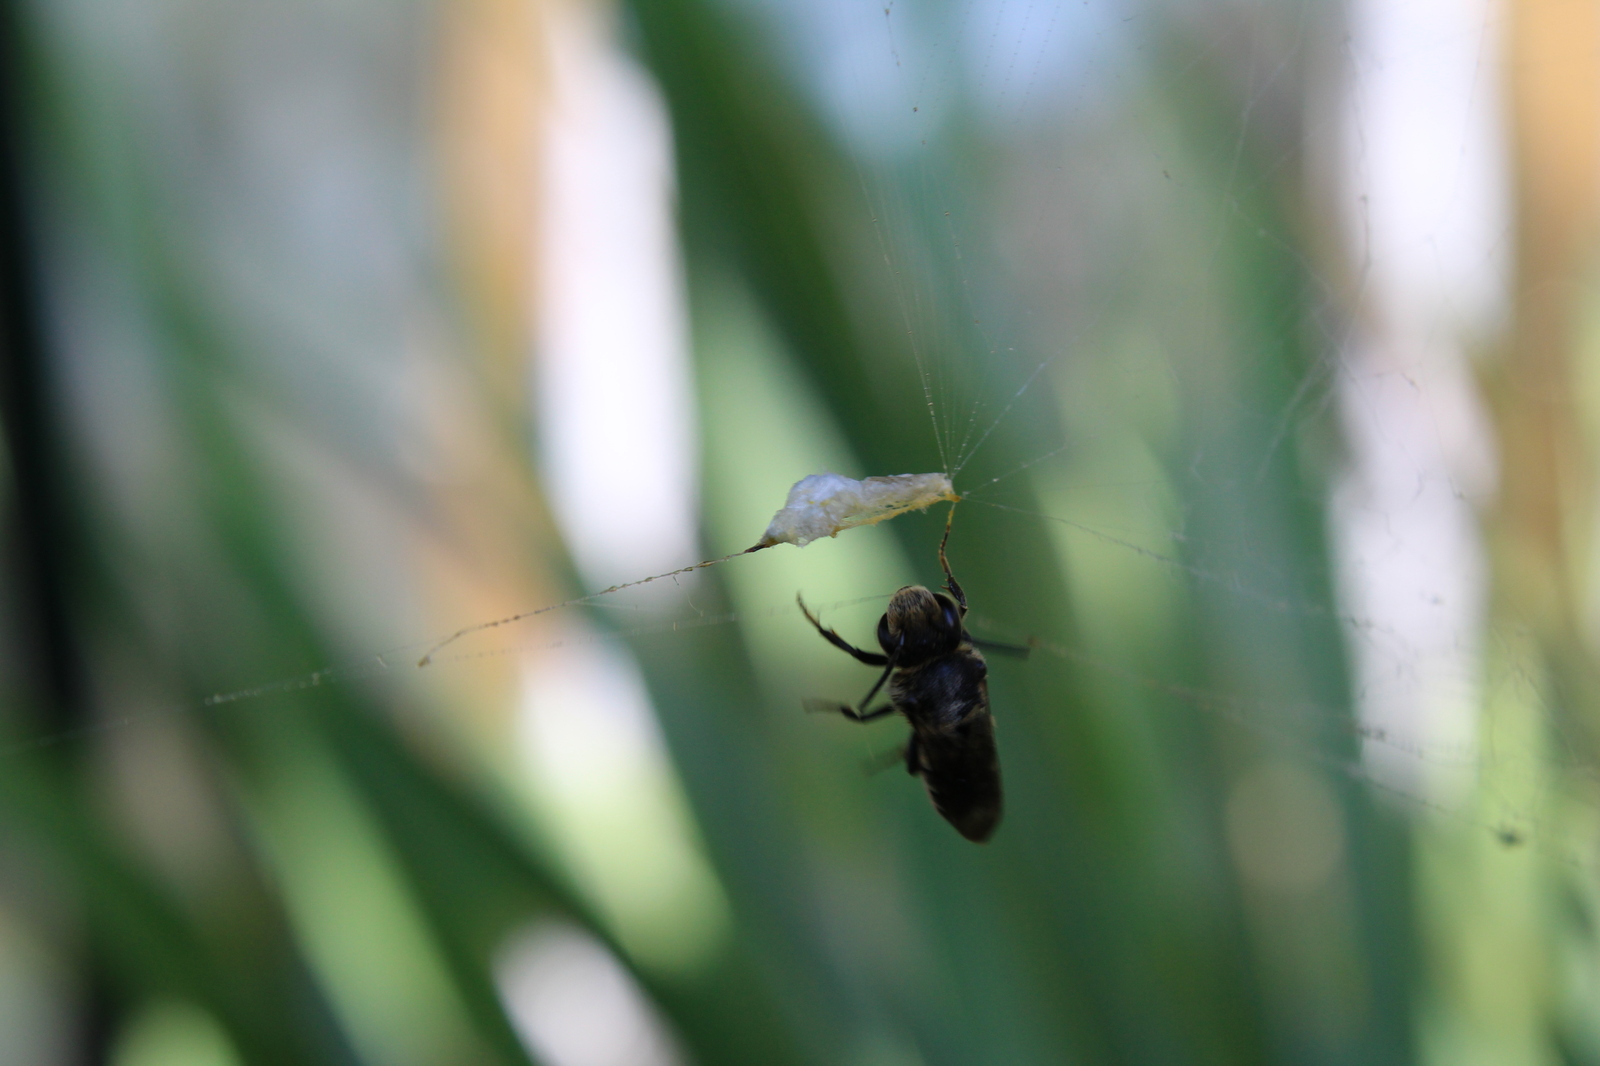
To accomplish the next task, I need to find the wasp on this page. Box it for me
[798,513,1023,842]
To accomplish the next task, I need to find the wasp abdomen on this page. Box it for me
[896,651,1002,841]
[914,713,1003,842]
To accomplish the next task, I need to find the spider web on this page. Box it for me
[744,0,1587,870]
[31,4,1600,1066]
[15,0,1591,885]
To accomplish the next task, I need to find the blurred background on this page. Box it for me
[1,0,1596,1062]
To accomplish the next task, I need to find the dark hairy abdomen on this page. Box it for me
[913,714,1002,841]
[895,650,1003,842]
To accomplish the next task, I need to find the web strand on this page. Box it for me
[0,590,896,759]
[969,617,1589,871]
[950,360,1049,476]
[414,545,768,666]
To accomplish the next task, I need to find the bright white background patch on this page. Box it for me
[534,4,698,589]
[520,2,729,982]
[1331,0,1504,800]
[496,922,682,1066]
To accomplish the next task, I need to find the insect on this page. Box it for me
[798,513,1022,842]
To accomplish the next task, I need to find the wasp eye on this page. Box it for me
[876,614,894,655]
[935,594,960,633]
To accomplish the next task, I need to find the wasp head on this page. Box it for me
[878,585,962,665]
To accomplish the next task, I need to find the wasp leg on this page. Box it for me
[938,504,968,617]
[855,661,894,710]
[797,593,889,666]
[847,704,896,722]
[803,698,897,723]
[801,659,896,722]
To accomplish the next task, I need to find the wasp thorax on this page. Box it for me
[881,585,962,664]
